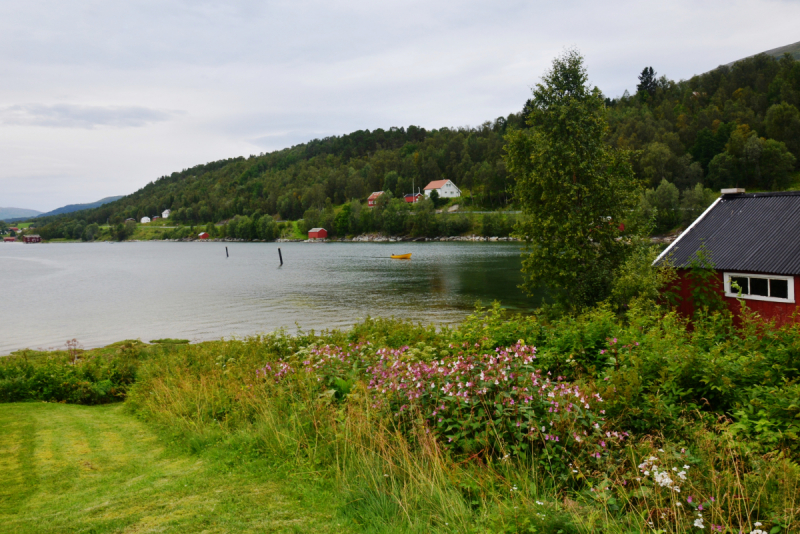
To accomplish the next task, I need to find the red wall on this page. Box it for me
[309,229,327,239]
[672,269,800,326]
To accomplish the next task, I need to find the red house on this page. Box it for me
[404,193,422,203]
[23,235,42,243]
[308,228,328,239]
[3,236,16,242]
[197,232,210,239]
[657,189,800,326]
[367,191,384,208]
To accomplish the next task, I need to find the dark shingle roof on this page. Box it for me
[658,191,800,275]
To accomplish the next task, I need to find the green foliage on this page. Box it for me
[610,243,677,309]
[0,341,145,404]
[506,49,640,308]
[686,245,727,315]
[10,295,800,531]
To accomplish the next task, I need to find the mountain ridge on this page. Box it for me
[0,207,42,221]
[36,196,124,218]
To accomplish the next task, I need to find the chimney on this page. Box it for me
[720,188,745,194]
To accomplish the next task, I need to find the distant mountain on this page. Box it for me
[0,207,42,221]
[36,196,124,218]
[726,40,800,66]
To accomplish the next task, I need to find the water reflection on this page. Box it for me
[0,241,539,354]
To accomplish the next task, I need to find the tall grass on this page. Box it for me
[23,307,800,533]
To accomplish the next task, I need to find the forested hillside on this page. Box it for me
[603,52,800,232]
[33,51,800,240]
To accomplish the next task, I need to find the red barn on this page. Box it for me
[656,189,800,326]
[404,193,422,203]
[308,228,328,239]
[367,191,384,208]
[23,235,42,243]
[3,237,16,242]
[197,232,210,239]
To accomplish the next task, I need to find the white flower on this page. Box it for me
[536,501,543,505]
[694,517,704,529]
[683,465,690,469]
[754,523,762,527]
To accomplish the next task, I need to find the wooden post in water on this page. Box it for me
[226,246,229,258]
[278,247,283,266]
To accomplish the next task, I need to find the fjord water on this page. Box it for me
[0,241,535,355]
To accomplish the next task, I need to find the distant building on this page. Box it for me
[23,235,42,243]
[162,209,171,219]
[404,193,423,203]
[125,218,135,222]
[308,228,328,239]
[367,191,384,208]
[424,179,461,199]
[3,236,16,242]
[140,217,151,223]
[198,232,210,239]
[9,227,18,232]
[152,216,161,220]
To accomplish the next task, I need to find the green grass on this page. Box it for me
[0,403,356,533]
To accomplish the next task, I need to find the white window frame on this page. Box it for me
[723,272,795,303]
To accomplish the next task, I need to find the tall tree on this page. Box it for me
[505,49,640,308]
[637,66,657,97]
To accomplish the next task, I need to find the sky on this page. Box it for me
[1,0,798,212]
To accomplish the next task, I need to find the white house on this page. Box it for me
[162,209,171,219]
[140,216,151,223]
[423,179,461,199]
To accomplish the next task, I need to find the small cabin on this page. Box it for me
[197,232,210,239]
[9,227,18,232]
[404,193,423,203]
[162,209,171,219]
[140,217,151,223]
[657,189,800,326]
[125,218,135,222]
[367,191,384,208]
[23,235,42,243]
[3,236,16,242]
[424,179,461,199]
[308,228,328,239]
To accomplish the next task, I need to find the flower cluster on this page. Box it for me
[637,456,688,492]
[367,341,627,464]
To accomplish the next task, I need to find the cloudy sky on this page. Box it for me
[1,0,798,212]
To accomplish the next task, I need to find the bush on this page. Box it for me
[0,341,146,404]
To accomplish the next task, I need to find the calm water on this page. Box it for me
[0,241,537,355]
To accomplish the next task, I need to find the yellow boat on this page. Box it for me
[390,253,412,260]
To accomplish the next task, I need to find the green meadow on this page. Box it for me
[0,402,352,533]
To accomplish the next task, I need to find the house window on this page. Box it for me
[724,272,794,303]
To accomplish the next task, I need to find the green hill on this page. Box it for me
[33,52,800,241]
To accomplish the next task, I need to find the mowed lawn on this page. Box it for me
[0,403,353,533]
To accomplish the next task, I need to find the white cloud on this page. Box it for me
[0,104,176,129]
